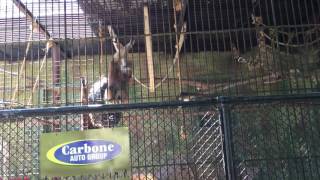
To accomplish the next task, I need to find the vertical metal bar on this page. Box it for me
[154,0,162,101]
[89,0,94,94]
[154,108,163,179]
[44,0,48,106]
[147,109,155,178]
[198,0,210,94]
[307,99,320,178]
[219,97,235,180]
[77,0,81,105]
[297,103,313,178]
[63,0,68,107]
[173,0,182,94]
[288,0,301,94]
[132,0,141,103]
[2,38,6,106]
[167,0,176,99]
[162,108,170,178]
[10,0,14,107]
[182,107,193,179]
[37,0,41,107]
[161,0,171,101]
[142,109,147,176]
[70,0,75,105]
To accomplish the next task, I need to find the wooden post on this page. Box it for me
[80,77,89,130]
[143,4,155,92]
[52,43,61,105]
[80,77,88,105]
[173,0,187,94]
[80,77,97,129]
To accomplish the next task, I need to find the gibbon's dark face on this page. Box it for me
[105,59,132,103]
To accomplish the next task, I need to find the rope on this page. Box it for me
[27,39,54,105]
[262,32,320,47]
[252,16,320,47]
[252,14,320,36]
[133,23,187,90]
[0,68,19,76]
[11,32,33,105]
[133,56,178,90]
[261,23,320,36]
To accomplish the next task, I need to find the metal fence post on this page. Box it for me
[218,96,235,180]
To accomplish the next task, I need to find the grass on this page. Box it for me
[0,48,319,108]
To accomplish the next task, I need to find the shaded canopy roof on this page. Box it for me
[0,0,94,43]
[0,0,318,52]
[77,0,173,37]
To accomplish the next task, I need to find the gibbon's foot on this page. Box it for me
[234,56,248,63]
[90,123,103,129]
[95,123,103,128]
[88,113,104,129]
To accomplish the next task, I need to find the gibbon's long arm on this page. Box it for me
[107,25,123,52]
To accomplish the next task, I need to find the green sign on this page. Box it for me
[40,128,130,178]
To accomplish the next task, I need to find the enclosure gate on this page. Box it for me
[0,94,320,180]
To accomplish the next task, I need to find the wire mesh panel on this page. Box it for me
[0,0,319,108]
[223,97,320,180]
[0,102,224,179]
[191,109,225,179]
[1,93,320,179]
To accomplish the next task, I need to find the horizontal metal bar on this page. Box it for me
[217,93,320,104]
[240,155,320,163]
[0,99,217,119]
[1,93,320,119]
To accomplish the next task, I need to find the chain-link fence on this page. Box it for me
[0,94,319,179]
[220,94,320,180]
[0,99,224,179]
[0,0,319,179]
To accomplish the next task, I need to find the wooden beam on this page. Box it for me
[12,0,51,38]
[52,43,61,104]
[80,77,89,130]
[12,0,69,56]
[143,5,155,93]
[80,77,88,105]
